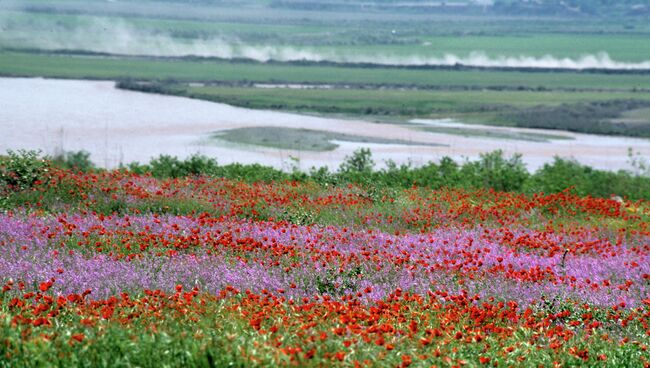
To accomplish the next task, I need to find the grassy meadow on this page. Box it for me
[1,151,650,367]
[3,52,650,91]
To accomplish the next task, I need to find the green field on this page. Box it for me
[311,34,650,62]
[212,127,443,151]
[182,84,650,135]
[418,126,573,142]
[3,51,650,91]
[3,9,650,61]
[186,85,650,112]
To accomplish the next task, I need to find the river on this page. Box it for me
[1,77,648,172]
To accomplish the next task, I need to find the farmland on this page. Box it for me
[4,52,650,91]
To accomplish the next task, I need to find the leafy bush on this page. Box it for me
[215,163,291,183]
[339,148,375,174]
[308,166,337,186]
[51,150,95,171]
[525,158,650,200]
[0,150,50,191]
[338,148,376,184]
[141,154,219,178]
[149,155,188,178]
[458,150,529,192]
[112,149,650,200]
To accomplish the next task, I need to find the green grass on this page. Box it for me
[615,107,650,124]
[4,51,650,91]
[180,85,650,136]
[4,9,650,60]
[314,33,650,62]
[0,10,333,41]
[419,126,573,142]
[185,85,650,115]
[211,127,443,151]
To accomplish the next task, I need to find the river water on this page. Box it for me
[1,77,648,172]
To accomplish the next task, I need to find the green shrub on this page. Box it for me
[51,150,95,171]
[339,148,375,174]
[308,166,337,186]
[0,149,50,190]
[338,148,376,184]
[215,163,290,182]
[182,154,219,176]
[115,149,650,200]
[525,158,650,200]
[149,155,186,178]
[457,150,529,192]
[147,154,219,178]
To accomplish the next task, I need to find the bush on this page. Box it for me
[148,154,219,178]
[114,150,650,200]
[525,158,650,200]
[308,166,337,186]
[458,150,529,192]
[0,150,50,191]
[339,148,375,174]
[51,150,95,171]
[215,163,290,183]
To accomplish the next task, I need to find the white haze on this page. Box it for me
[2,17,650,70]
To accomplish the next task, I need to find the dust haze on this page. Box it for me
[2,15,650,71]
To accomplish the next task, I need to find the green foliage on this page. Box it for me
[371,152,529,192]
[215,163,291,183]
[149,155,187,178]
[113,149,650,200]
[0,302,249,368]
[338,148,376,185]
[130,154,219,179]
[151,155,195,178]
[51,150,96,172]
[315,266,363,296]
[308,166,337,186]
[0,149,50,191]
[525,158,650,199]
[2,149,640,200]
[458,150,529,192]
[281,207,316,226]
[502,100,650,137]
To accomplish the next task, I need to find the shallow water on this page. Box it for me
[1,77,648,172]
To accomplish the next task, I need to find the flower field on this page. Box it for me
[1,168,649,367]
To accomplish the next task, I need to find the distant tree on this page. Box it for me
[339,148,375,174]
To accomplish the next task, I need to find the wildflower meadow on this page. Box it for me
[1,154,649,367]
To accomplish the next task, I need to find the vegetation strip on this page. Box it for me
[211,127,445,151]
[0,150,649,366]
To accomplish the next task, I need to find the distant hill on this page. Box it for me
[493,0,650,17]
[268,0,649,17]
